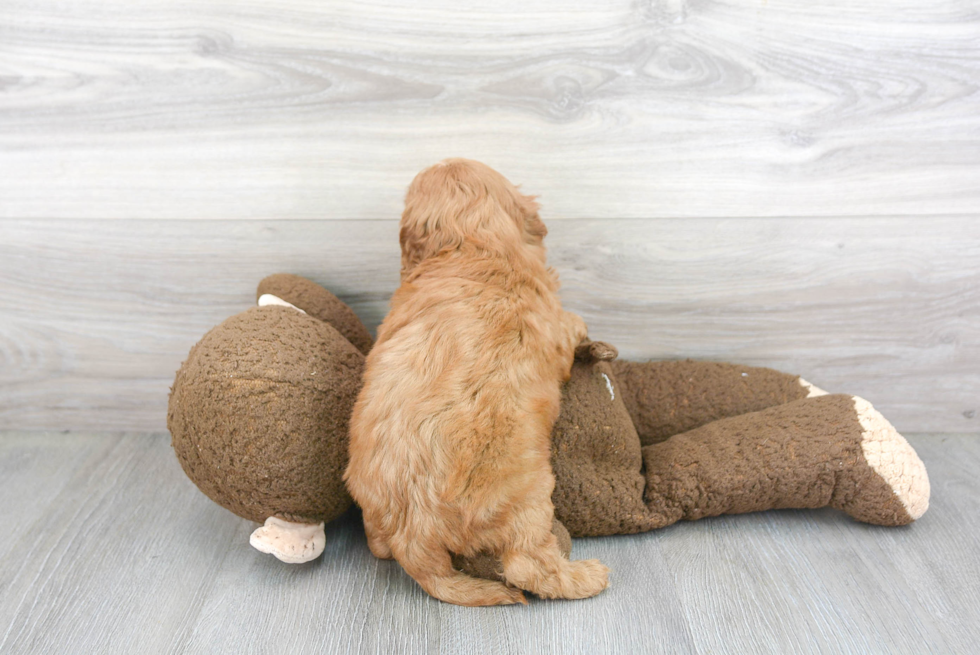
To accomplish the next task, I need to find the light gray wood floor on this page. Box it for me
[1,431,977,654]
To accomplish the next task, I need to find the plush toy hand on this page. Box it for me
[574,339,618,363]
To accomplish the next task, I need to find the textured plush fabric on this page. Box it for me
[169,305,363,524]
[611,359,811,446]
[550,359,663,536]
[257,273,374,356]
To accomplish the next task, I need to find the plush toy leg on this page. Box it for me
[610,360,826,446]
[642,394,929,527]
[249,517,326,564]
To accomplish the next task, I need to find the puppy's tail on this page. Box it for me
[393,542,526,607]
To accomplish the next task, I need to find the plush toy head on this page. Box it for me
[168,275,367,527]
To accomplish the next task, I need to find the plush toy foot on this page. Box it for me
[842,397,930,525]
[640,394,930,529]
[798,377,828,397]
[250,517,326,564]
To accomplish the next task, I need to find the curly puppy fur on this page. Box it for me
[344,159,610,606]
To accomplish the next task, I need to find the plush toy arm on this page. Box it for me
[642,394,930,527]
[257,273,374,355]
[574,339,618,363]
[610,360,825,446]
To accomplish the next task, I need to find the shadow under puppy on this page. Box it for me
[344,158,610,606]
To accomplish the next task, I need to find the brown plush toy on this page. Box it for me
[169,274,929,572]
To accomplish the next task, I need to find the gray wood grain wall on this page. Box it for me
[2,0,978,433]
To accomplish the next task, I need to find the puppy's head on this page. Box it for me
[399,158,547,278]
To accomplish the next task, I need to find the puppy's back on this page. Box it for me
[348,251,566,516]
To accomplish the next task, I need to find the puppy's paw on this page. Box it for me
[563,559,611,599]
[492,586,529,606]
[367,534,394,560]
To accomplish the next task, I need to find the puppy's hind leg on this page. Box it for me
[390,537,527,607]
[502,539,609,600]
[501,505,610,600]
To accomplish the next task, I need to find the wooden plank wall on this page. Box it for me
[1,0,978,433]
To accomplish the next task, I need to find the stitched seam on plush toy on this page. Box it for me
[601,373,615,401]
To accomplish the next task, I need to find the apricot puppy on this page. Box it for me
[344,159,610,606]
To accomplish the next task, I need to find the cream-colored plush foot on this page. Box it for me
[854,397,930,521]
[250,517,326,564]
[798,377,829,397]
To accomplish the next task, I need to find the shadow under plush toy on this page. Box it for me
[169,274,930,574]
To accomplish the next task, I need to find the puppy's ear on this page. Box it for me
[520,194,547,244]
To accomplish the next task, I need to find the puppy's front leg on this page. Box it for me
[362,511,393,560]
